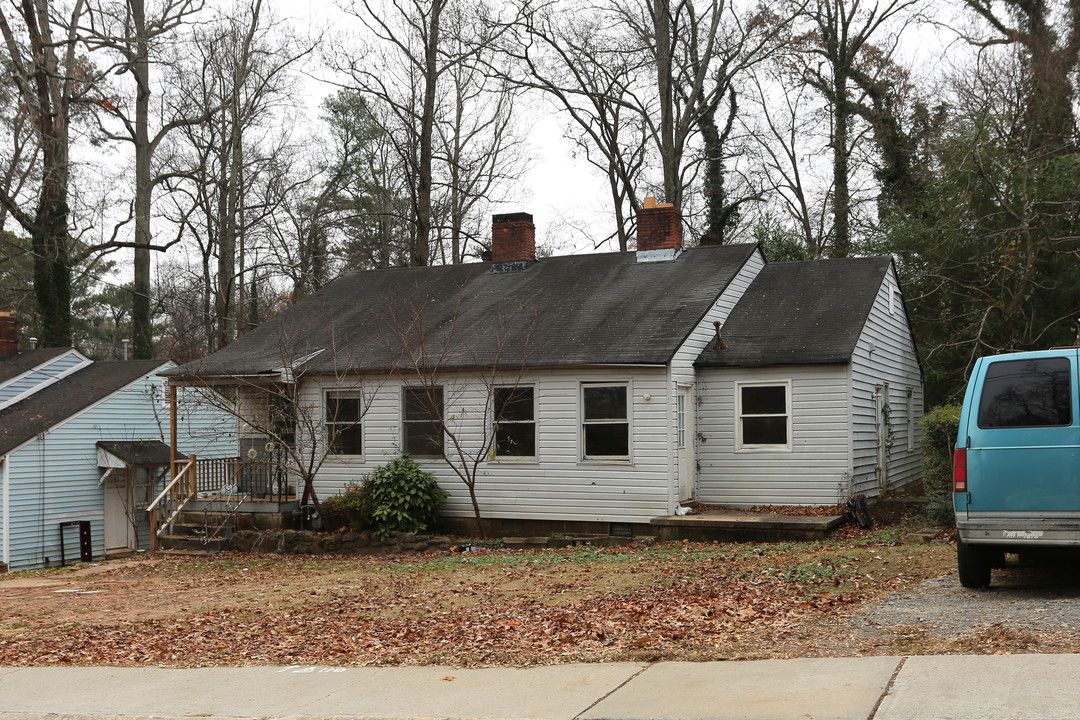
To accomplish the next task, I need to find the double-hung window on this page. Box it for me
[325,392,363,456]
[737,382,790,450]
[403,386,444,456]
[493,386,536,459]
[581,383,629,460]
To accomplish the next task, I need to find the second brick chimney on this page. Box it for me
[491,212,536,264]
[636,197,683,252]
[0,312,18,356]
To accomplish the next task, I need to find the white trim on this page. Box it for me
[0,349,93,411]
[489,384,538,463]
[2,455,8,566]
[324,388,365,458]
[579,380,633,463]
[735,380,792,452]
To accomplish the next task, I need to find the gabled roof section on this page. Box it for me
[0,360,168,457]
[695,257,893,368]
[0,347,94,411]
[0,347,70,384]
[167,244,760,379]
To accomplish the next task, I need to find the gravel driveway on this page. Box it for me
[858,556,1080,642]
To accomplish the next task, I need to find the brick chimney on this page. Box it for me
[636,197,683,252]
[0,313,18,356]
[491,212,535,263]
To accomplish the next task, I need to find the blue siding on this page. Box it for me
[2,369,235,571]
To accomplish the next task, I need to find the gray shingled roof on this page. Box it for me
[695,257,893,368]
[97,440,185,466]
[0,360,168,456]
[0,347,70,384]
[166,244,760,379]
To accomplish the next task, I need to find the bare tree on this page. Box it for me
[75,0,211,358]
[505,8,651,249]
[787,0,921,256]
[0,0,91,347]
[335,0,522,266]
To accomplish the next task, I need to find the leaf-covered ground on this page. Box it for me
[0,523,936,666]
[3,522,1069,667]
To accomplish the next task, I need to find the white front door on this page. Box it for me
[677,385,695,503]
[104,474,132,551]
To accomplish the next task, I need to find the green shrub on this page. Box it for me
[324,480,375,532]
[922,403,961,525]
[368,455,448,539]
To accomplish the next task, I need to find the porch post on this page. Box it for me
[169,383,177,479]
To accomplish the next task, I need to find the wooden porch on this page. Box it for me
[650,508,847,542]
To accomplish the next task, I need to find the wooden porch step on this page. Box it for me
[650,510,846,542]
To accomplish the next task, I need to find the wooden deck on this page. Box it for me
[650,509,846,542]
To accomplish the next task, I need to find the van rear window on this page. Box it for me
[978,357,1072,428]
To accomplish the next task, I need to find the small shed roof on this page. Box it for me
[96,440,186,467]
[0,360,169,456]
[695,257,893,368]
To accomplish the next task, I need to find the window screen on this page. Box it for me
[403,387,444,456]
[582,384,629,458]
[978,358,1072,428]
[326,393,363,455]
[494,386,535,457]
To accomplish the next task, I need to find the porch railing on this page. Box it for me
[147,455,197,552]
[195,456,293,503]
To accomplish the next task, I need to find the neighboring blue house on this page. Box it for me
[0,338,235,572]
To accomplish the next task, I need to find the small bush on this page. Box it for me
[324,480,375,532]
[922,403,961,525]
[368,455,448,539]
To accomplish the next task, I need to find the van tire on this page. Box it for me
[957,539,992,588]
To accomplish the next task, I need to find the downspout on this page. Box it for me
[2,456,8,567]
[665,365,676,515]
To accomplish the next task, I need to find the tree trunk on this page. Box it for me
[20,0,72,347]
[831,66,851,257]
[653,0,678,205]
[131,0,154,358]
[414,0,444,268]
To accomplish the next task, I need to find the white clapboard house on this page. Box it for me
[164,203,923,537]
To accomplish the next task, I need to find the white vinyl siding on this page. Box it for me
[1,371,235,571]
[696,365,853,506]
[307,367,673,524]
[850,264,924,496]
[666,248,766,508]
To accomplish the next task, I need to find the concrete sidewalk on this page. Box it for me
[1,654,1078,720]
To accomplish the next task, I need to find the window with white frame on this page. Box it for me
[493,386,536,459]
[581,383,629,460]
[737,382,790,449]
[403,386,444,456]
[325,391,363,456]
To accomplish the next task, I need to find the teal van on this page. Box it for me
[953,348,1079,588]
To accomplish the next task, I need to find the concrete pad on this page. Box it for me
[582,657,902,720]
[0,663,645,720]
[875,654,1080,720]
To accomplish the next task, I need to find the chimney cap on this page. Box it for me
[493,212,533,224]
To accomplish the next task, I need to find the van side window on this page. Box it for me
[977,358,1072,428]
